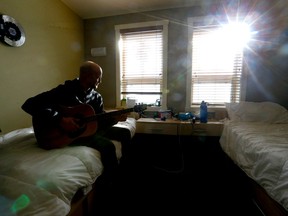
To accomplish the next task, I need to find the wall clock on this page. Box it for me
[0,14,25,47]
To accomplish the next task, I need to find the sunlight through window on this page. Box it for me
[191,20,251,106]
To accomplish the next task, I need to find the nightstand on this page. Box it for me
[136,118,224,137]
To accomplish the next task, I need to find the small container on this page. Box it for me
[121,98,127,108]
[158,110,172,119]
[127,98,137,108]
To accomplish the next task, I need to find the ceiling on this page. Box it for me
[61,0,219,19]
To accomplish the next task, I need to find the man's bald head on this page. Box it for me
[79,61,103,91]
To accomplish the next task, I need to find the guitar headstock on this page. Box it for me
[133,104,147,113]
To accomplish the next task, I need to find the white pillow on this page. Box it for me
[225,101,288,123]
[0,127,35,148]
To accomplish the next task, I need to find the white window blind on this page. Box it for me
[191,24,244,106]
[119,26,163,105]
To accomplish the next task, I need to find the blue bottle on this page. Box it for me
[200,101,208,123]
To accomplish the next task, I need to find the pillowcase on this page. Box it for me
[225,101,288,123]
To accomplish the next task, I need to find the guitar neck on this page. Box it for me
[85,107,134,123]
[103,107,135,117]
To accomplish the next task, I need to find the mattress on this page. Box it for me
[0,117,136,216]
[220,120,288,211]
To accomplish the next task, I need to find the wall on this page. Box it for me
[84,6,203,112]
[84,0,288,112]
[0,0,84,133]
[244,0,288,108]
[1,0,288,133]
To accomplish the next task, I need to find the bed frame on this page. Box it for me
[67,187,96,216]
[250,179,288,216]
[67,176,107,216]
[223,153,288,216]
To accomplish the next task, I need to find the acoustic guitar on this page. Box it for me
[32,103,146,149]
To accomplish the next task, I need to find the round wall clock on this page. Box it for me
[0,14,26,47]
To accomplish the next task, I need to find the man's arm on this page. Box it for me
[21,90,62,123]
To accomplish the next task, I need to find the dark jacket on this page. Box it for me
[22,78,114,130]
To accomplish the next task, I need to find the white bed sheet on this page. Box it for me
[220,120,288,211]
[0,117,136,216]
[113,117,136,138]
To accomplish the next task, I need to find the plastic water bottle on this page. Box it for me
[200,101,208,123]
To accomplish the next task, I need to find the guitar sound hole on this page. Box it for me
[68,124,87,138]
[68,113,87,138]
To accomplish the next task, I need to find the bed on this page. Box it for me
[219,101,288,215]
[0,117,136,216]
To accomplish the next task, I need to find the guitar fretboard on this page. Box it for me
[84,107,135,123]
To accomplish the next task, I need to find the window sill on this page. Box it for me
[145,106,164,111]
[190,105,225,109]
[189,106,227,121]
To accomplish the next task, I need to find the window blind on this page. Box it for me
[191,25,243,106]
[120,26,163,104]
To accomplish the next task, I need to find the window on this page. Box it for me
[115,20,168,109]
[186,16,250,109]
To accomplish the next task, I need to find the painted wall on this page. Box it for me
[84,0,288,112]
[84,7,202,112]
[0,0,84,133]
[1,0,288,133]
[244,0,288,108]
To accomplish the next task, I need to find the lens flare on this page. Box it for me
[11,194,30,213]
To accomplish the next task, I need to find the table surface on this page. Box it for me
[137,117,223,124]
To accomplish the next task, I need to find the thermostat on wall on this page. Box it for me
[91,47,106,57]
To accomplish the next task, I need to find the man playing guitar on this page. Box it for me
[22,61,128,182]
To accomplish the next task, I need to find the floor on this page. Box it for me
[95,134,264,216]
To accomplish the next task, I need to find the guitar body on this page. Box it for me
[32,103,146,149]
[33,104,98,149]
